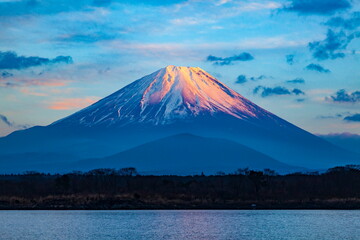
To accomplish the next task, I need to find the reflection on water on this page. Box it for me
[0,210,359,240]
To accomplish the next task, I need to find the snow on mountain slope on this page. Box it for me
[54,65,280,127]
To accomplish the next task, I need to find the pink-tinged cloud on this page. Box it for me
[49,97,99,110]
[19,86,76,97]
[20,88,48,96]
[27,79,67,87]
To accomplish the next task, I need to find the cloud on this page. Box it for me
[0,82,17,87]
[54,22,123,44]
[305,63,330,73]
[206,52,254,65]
[250,75,269,81]
[0,113,29,129]
[254,86,290,97]
[235,74,270,84]
[0,0,187,17]
[286,54,295,65]
[56,33,117,43]
[325,12,360,30]
[309,13,360,61]
[0,77,68,88]
[327,89,360,103]
[282,0,351,15]
[48,97,99,110]
[344,113,360,122]
[253,86,305,97]
[292,88,305,95]
[170,17,216,26]
[236,75,247,84]
[0,0,88,16]
[320,132,360,137]
[107,36,308,60]
[308,29,359,60]
[0,114,12,127]
[318,132,360,137]
[23,79,68,87]
[286,78,305,84]
[0,51,73,70]
[0,71,13,78]
[317,113,346,119]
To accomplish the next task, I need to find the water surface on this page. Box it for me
[0,210,359,240]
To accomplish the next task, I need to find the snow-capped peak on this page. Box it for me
[54,65,275,127]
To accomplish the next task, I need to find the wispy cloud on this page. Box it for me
[55,32,117,43]
[237,36,308,49]
[0,71,13,78]
[0,0,119,17]
[318,132,360,137]
[317,112,348,119]
[206,53,254,65]
[0,77,68,88]
[0,113,29,129]
[305,63,331,73]
[235,74,270,84]
[170,17,216,26]
[172,0,281,22]
[48,97,99,110]
[105,36,308,58]
[0,51,73,70]
[286,78,305,84]
[0,113,12,127]
[253,85,305,97]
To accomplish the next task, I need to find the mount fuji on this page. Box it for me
[0,66,359,174]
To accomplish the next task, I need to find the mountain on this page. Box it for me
[0,152,80,174]
[318,133,360,154]
[71,134,303,175]
[0,65,359,173]
[53,65,279,127]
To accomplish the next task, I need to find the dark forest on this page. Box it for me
[1,166,360,210]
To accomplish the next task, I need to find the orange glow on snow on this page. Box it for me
[140,65,259,119]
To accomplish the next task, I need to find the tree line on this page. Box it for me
[1,165,360,209]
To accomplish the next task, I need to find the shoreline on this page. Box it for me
[2,198,360,210]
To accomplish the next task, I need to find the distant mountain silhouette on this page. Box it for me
[71,134,303,175]
[318,133,360,154]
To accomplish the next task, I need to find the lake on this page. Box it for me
[0,210,359,240]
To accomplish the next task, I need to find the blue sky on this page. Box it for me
[0,0,360,136]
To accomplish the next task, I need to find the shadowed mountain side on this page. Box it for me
[319,134,360,155]
[1,113,359,170]
[71,134,303,175]
[0,152,81,174]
